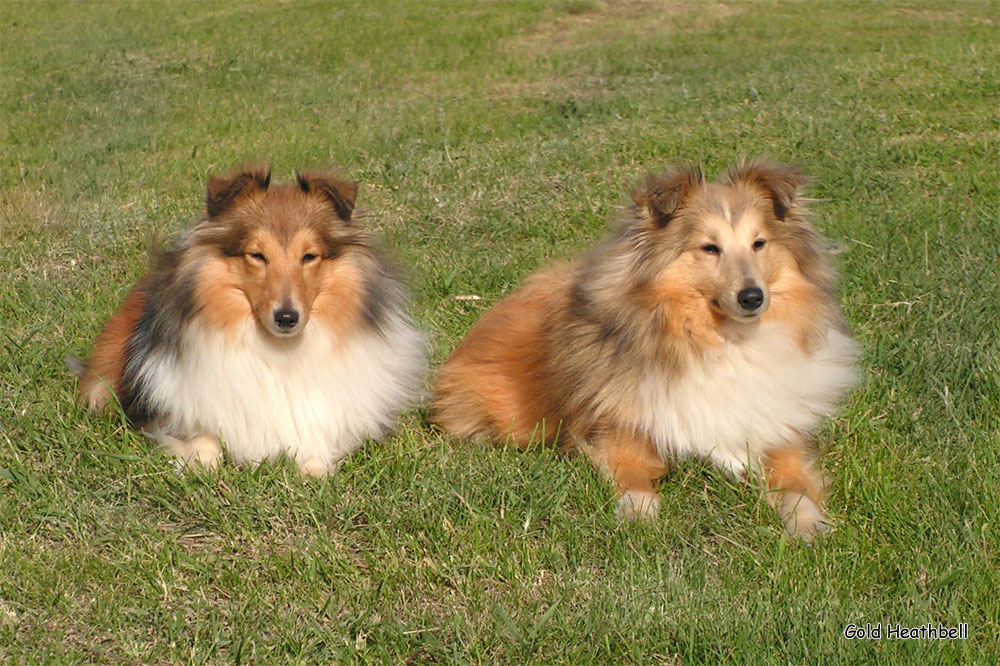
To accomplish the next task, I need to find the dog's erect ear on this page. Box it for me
[206,165,271,217]
[631,167,702,228]
[727,158,806,221]
[296,170,358,221]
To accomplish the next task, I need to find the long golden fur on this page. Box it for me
[433,159,858,539]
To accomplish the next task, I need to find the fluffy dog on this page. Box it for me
[79,165,426,476]
[433,159,858,539]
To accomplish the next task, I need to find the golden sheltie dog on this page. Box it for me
[433,159,858,540]
[79,165,426,476]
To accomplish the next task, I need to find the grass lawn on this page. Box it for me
[1,1,997,663]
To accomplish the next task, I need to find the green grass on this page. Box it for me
[2,1,997,663]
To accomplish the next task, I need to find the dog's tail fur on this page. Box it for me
[66,355,86,377]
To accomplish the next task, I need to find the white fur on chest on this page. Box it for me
[637,323,857,475]
[140,316,425,466]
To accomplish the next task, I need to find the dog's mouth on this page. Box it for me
[710,298,767,323]
[267,325,303,338]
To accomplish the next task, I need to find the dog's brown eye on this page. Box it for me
[302,253,318,264]
[753,239,767,251]
[248,252,267,264]
[701,244,721,256]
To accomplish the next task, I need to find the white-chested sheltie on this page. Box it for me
[79,165,426,476]
[433,159,858,540]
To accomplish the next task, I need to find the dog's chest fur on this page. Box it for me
[637,322,857,474]
[137,315,424,466]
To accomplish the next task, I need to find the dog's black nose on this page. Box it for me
[737,287,764,312]
[274,309,300,329]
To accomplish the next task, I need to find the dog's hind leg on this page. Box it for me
[78,285,146,411]
[159,433,222,471]
[762,442,829,541]
[588,428,668,521]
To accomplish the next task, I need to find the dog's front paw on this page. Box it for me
[297,457,330,478]
[778,494,830,542]
[160,434,222,471]
[615,489,661,521]
[186,434,222,471]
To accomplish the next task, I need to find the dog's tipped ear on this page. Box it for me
[727,158,807,221]
[296,170,358,221]
[206,165,271,217]
[631,167,703,228]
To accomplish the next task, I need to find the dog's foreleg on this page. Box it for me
[762,442,830,541]
[589,428,668,521]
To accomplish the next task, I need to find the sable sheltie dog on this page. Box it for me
[79,165,425,476]
[433,159,858,540]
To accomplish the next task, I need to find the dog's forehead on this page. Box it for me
[248,188,330,243]
[691,184,767,231]
[731,205,766,232]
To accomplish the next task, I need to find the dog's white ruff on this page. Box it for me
[638,322,857,475]
[138,314,425,470]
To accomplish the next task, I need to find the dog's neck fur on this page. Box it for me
[638,320,858,475]
[138,313,425,467]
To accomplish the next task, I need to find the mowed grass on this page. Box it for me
[1,1,997,663]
